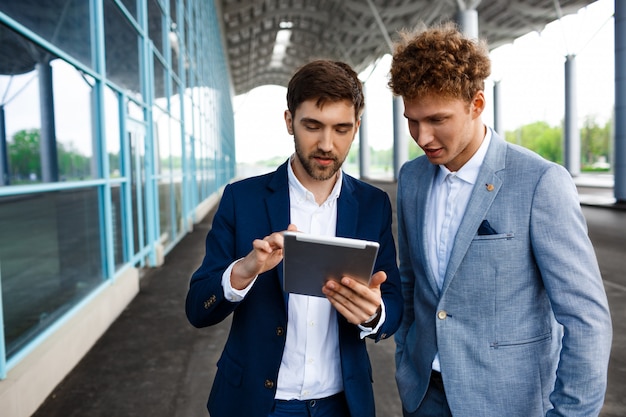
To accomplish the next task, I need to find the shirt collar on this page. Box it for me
[436,126,492,186]
[287,154,343,205]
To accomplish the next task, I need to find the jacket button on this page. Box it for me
[276,327,284,336]
[437,310,448,320]
[203,295,217,309]
[264,379,275,389]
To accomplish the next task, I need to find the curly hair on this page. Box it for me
[388,21,491,103]
[287,60,365,119]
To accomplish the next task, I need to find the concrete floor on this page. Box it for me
[31,178,625,417]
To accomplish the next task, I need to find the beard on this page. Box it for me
[294,135,345,181]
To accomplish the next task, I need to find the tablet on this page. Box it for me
[282,231,380,297]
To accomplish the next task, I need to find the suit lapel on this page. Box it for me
[336,174,359,237]
[441,133,507,294]
[264,161,291,307]
[415,161,442,296]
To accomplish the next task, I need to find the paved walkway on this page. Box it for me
[31,175,625,417]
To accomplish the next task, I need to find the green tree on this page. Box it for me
[580,116,611,169]
[505,122,563,164]
[58,141,91,180]
[8,129,41,180]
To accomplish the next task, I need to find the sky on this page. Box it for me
[233,0,615,163]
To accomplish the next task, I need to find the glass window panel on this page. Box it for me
[104,0,141,96]
[52,60,96,181]
[148,0,164,55]
[118,0,137,20]
[170,0,178,26]
[174,179,183,235]
[169,28,180,76]
[170,77,181,120]
[128,126,146,256]
[153,53,167,102]
[0,188,104,358]
[110,184,126,269]
[153,105,169,176]
[127,99,143,121]
[104,86,121,177]
[1,26,95,185]
[0,0,92,69]
[158,178,172,245]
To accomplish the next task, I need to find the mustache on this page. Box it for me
[310,152,337,160]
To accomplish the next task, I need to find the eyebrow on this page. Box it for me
[299,117,354,128]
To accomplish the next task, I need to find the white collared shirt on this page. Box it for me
[427,127,492,372]
[221,156,383,401]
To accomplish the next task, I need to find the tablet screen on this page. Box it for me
[282,231,379,297]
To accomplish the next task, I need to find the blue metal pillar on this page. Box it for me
[393,96,408,180]
[493,80,503,137]
[0,105,8,185]
[37,61,59,183]
[456,8,479,38]
[615,0,626,202]
[359,111,370,179]
[564,54,581,176]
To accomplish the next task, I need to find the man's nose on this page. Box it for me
[318,129,333,152]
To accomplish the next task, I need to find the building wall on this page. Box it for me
[0,1,235,415]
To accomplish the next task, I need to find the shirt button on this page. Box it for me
[437,310,448,320]
[264,379,274,389]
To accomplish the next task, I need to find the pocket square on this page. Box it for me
[477,219,498,235]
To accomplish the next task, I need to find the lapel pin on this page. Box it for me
[486,183,494,191]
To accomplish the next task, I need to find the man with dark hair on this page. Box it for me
[390,22,612,417]
[186,59,402,417]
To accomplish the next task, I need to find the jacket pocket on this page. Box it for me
[490,331,552,349]
[216,351,243,386]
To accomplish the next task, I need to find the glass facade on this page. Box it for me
[0,0,235,375]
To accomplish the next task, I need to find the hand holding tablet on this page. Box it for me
[282,231,379,297]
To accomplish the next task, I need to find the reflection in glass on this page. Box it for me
[148,0,164,56]
[0,0,92,69]
[52,60,96,181]
[111,184,126,269]
[104,0,141,96]
[0,189,104,358]
[158,178,172,246]
[0,24,96,185]
[104,86,121,177]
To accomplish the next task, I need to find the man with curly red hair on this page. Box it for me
[390,22,612,417]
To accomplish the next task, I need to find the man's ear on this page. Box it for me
[471,91,485,119]
[284,110,294,135]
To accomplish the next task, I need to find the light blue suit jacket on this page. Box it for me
[186,161,403,417]
[394,131,612,417]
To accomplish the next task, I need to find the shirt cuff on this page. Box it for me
[221,259,258,302]
[358,300,386,338]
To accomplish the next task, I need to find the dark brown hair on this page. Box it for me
[389,22,491,103]
[287,60,365,119]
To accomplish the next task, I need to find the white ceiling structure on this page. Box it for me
[217,0,597,95]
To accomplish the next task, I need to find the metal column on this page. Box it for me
[615,0,626,202]
[0,105,8,185]
[359,111,371,179]
[393,96,408,179]
[37,61,59,183]
[564,54,581,176]
[493,80,503,137]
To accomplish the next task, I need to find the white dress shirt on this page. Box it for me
[221,155,383,401]
[427,127,491,372]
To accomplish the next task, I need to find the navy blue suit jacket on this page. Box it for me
[186,161,402,417]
